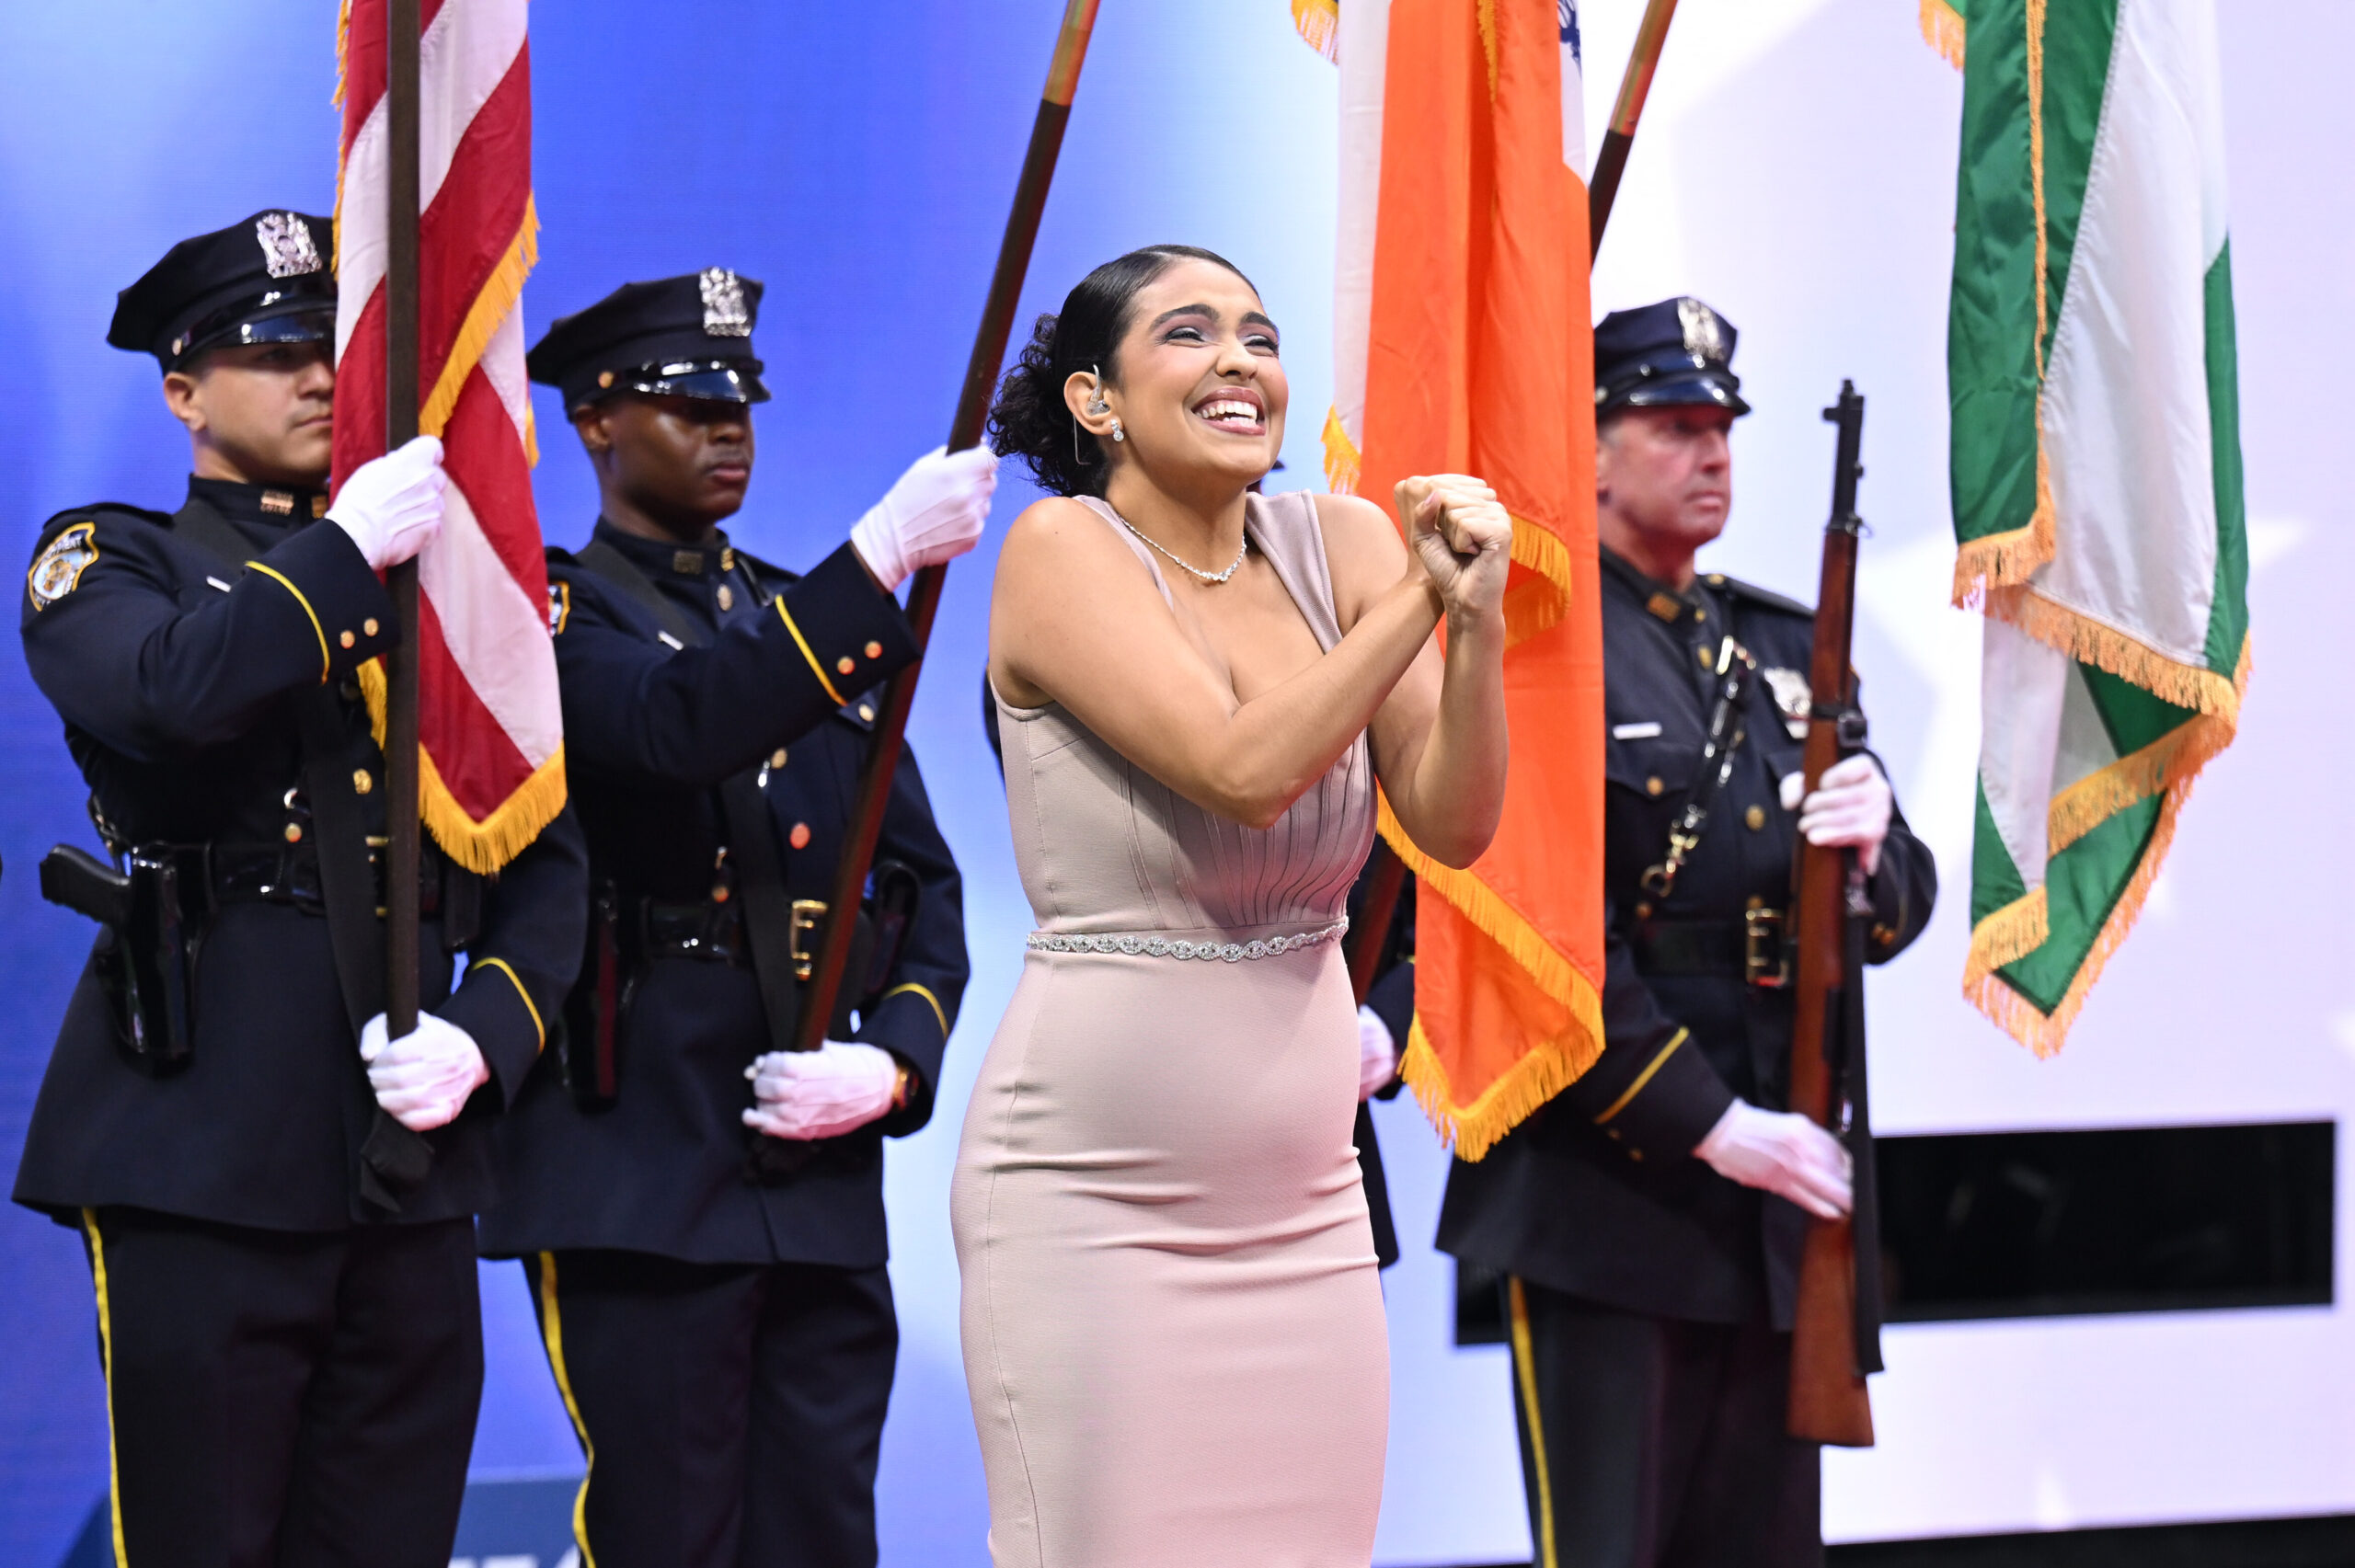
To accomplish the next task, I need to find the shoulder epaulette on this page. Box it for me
[37,502,168,551]
[731,546,799,589]
[1705,572,1813,620]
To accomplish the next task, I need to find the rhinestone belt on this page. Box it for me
[1026,917,1350,963]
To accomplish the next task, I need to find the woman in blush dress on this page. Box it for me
[953,244,1511,1567]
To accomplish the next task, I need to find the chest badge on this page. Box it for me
[28,522,99,610]
[1762,666,1811,739]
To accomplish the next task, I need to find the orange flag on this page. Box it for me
[1320,0,1604,1158]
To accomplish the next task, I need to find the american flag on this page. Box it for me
[331,0,564,873]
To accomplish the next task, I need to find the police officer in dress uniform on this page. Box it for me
[12,212,588,1565]
[1437,299,1936,1568]
[475,269,984,1568]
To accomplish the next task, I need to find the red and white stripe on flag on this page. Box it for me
[332,0,564,875]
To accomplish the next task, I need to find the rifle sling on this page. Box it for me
[172,507,431,1210]
[572,542,803,1059]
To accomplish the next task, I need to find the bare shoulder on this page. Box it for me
[994,495,1134,590]
[1308,490,1405,627]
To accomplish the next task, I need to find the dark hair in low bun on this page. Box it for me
[987,244,1257,498]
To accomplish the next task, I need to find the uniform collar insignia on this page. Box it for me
[1645,591,1684,624]
[699,268,752,338]
[672,549,707,576]
[256,212,323,279]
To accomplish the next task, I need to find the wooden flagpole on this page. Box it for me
[794,0,1105,1050]
[1586,0,1680,258]
[384,0,423,1037]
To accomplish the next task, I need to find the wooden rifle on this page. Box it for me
[1784,380,1883,1446]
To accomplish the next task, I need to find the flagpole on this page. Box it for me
[384,0,423,1039]
[794,0,1103,1051]
[1586,0,1679,258]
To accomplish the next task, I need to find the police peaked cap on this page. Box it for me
[1593,296,1752,418]
[110,210,338,373]
[527,269,772,410]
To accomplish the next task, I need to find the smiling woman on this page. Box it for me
[951,246,1514,1566]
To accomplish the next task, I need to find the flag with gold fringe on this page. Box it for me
[332,0,564,874]
[1936,0,2248,1053]
[1306,0,1605,1160]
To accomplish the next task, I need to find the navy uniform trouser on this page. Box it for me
[525,1250,898,1568]
[1506,1277,1822,1568]
[78,1205,483,1568]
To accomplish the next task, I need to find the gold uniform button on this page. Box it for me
[362,617,379,637]
[717,585,734,611]
[1645,776,1664,796]
[339,630,356,649]
[711,885,731,904]
[836,656,856,676]
[1695,646,1713,668]
[865,640,883,659]
[1747,895,1765,910]
[1745,806,1766,830]
[598,370,615,388]
[771,749,788,770]
[284,823,304,843]
[788,822,812,850]
[858,704,876,722]
[352,769,373,795]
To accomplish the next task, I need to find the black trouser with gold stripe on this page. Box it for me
[1505,1277,1821,1568]
[78,1206,483,1568]
[527,1250,897,1568]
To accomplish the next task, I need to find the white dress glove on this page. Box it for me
[847,445,997,592]
[742,1042,902,1140]
[1794,754,1893,876]
[359,1010,488,1132]
[1694,1100,1854,1220]
[1356,1006,1399,1102]
[326,434,446,571]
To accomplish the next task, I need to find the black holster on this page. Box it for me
[41,842,199,1075]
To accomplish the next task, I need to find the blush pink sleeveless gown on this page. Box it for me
[953,489,1388,1566]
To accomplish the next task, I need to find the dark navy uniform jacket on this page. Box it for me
[1440,548,1936,1330]
[12,477,589,1230]
[476,521,966,1269]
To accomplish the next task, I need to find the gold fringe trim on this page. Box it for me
[1499,521,1576,649]
[1509,514,1577,601]
[1292,0,1340,63]
[332,0,355,274]
[421,198,540,440]
[1377,795,1606,1160]
[1985,586,2245,721]
[1920,0,1966,69]
[1961,888,2049,985]
[1955,0,2060,601]
[1322,405,1361,495]
[1965,632,2250,1055]
[358,658,571,875]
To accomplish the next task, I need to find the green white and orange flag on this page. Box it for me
[1934,0,2249,1053]
[1299,0,1606,1158]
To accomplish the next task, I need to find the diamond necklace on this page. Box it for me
[1114,512,1249,585]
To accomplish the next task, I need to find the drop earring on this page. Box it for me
[1109,418,1124,443]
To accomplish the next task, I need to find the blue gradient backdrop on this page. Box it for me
[6,4,2350,1564]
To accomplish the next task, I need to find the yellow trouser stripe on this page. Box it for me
[534,1254,599,1568]
[880,981,948,1037]
[1509,1276,1559,1568]
[474,957,546,1052]
[774,598,849,707]
[243,561,330,682]
[81,1209,130,1568]
[1592,1027,1690,1126]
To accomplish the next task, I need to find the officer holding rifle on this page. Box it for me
[477,269,982,1568]
[13,212,588,1565]
[1438,298,1937,1568]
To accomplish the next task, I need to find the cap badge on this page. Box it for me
[1676,296,1725,363]
[255,212,323,280]
[700,268,752,338]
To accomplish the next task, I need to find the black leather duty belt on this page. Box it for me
[641,898,748,965]
[1632,909,1790,989]
[196,842,444,919]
